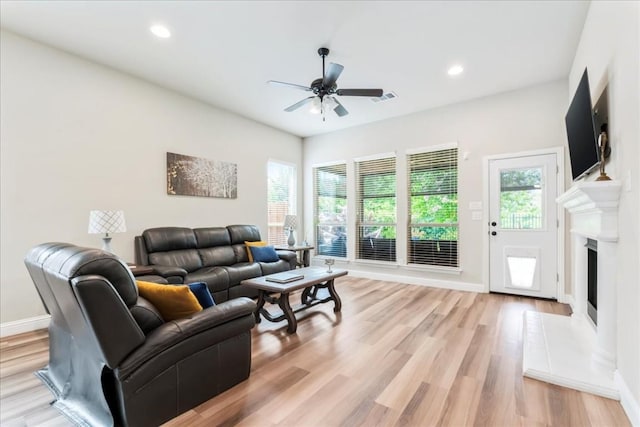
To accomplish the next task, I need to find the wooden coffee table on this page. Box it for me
[241,267,347,333]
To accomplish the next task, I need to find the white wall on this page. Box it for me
[569,0,640,417]
[303,79,568,290]
[0,31,302,323]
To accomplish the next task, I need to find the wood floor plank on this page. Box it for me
[435,375,483,426]
[271,374,357,426]
[583,389,632,426]
[0,278,631,427]
[354,402,397,427]
[376,336,442,411]
[396,381,449,426]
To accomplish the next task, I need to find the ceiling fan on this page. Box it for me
[268,47,383,120]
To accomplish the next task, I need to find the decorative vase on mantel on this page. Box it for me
[596,131,612,181]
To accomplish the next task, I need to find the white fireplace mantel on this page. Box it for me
[522,180,622,400]
[556,180,622,241]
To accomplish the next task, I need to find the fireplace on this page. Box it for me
[522,180,622,399]
[586,238,597,325]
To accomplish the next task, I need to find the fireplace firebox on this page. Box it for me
[586,238,597,325]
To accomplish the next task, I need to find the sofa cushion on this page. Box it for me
[136,281,202,321]
[223,263,262,286]
[143,227,197,252]
[232,244,250,263]
[185,266,230,293]
[249,245,280,263]
[188,282,216,308]
[148,250,202,273]
[194,227,231,248]
[199,246,236,267]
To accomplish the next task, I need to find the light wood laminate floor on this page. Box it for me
[1,277,630,426]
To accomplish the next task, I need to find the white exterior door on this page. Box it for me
[489,153,558,299]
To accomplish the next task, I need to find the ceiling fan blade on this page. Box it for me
[336,88,383,97]
[268,80,312,91]
[332,98,349,117]
[323,63,344,88]
[284,96,315,112]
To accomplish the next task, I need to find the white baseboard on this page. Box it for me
[557,292,575,309]
[615,370,640,427]
[0,315,50,338]
[346,269,484,293]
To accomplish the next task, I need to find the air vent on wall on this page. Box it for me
[371,92,398,103]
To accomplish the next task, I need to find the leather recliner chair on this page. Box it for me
[24,242,256,426]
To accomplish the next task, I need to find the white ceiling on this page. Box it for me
[0,1,589,138]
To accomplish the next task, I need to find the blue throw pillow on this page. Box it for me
[188,282,215,308]
[249,245,280,263]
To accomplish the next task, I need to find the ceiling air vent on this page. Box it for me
[371,92,398,103]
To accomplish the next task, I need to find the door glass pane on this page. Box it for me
[500,168,543,229]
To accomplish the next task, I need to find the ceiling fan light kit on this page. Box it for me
[268,47,383,120]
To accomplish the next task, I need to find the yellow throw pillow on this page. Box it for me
[136,281,203,321]
[245,240,267,262]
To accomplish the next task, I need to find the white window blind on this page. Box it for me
[407,148,459,267]
[267,161,296,245]
[355,156,396,262]
[314,164,347,258]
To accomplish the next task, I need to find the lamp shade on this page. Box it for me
[88,210,126,234]
[283,215,297,230]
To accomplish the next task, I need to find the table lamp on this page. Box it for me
[88,210,126,253]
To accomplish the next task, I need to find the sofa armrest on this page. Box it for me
[149,265,188,283]
[276,250,297,270]
[116,297,256,379]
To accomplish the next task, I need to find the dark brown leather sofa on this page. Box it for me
[134,224,296,302]
[25,243,256,426]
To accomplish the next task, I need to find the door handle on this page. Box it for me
[491,231,497,236]
[491,221,497,227]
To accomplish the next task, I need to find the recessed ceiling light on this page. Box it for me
[150,24,171,39]
[447,64,464,77]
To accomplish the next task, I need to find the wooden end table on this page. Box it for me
[274,244,314,268]
[241,267,347,333]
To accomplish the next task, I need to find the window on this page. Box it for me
[355,156,396,262]
[500,168,543,229]
[407,147,458,267]
[267,161,296,245]
[314,164,347,258]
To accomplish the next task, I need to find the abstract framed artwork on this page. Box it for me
[167,152,237,198]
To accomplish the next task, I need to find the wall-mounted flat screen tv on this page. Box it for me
[565,68,600,181]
